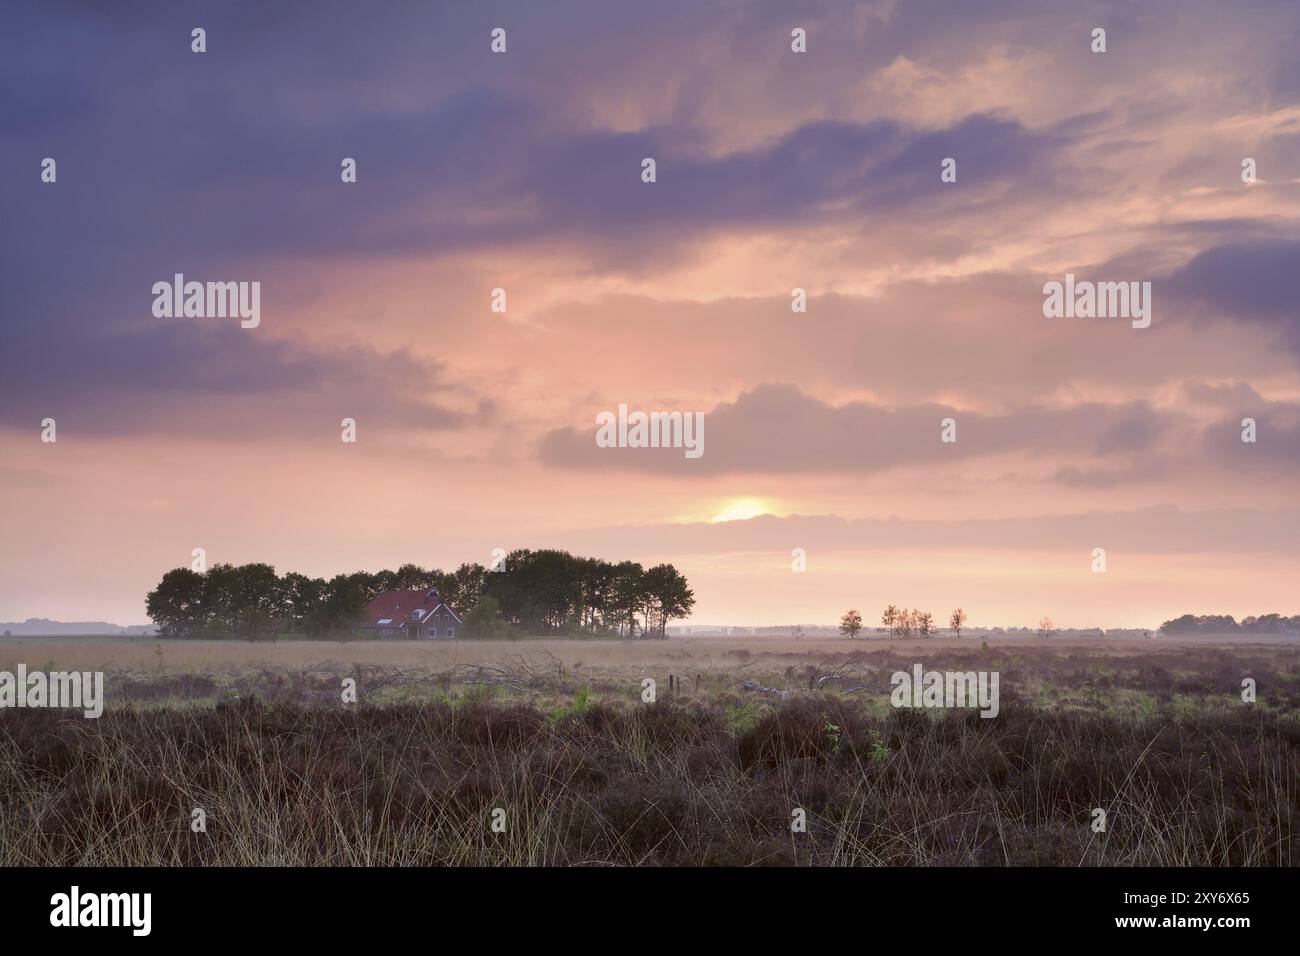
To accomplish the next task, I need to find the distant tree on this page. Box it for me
[1037,616,1057,639]
[642,564,696,638]
[486,549,581,632]
[434,562,488,612]
[145,549,691,640]
[317,572,372,633]
[1159,614,1197,635]
[896,609,915,638]
[576,556,611,632]
[607,560,648,637]
[460,595,513,639]
[1159,613,1276,636]
[839,609,863,639]
[145,567,207,638]
[230,563,281,641]
[280,572,326,633]
[391,563,438,592]
[792,625,805,640]
[916,610,935,637]
[1243,613,1298,635]
[882,605,899,637]
[949,608,968,638]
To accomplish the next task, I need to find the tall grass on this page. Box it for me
[0,695,1294,866]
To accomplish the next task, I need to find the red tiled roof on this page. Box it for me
[356,589,462,627]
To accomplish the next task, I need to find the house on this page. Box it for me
[352,588,463,639]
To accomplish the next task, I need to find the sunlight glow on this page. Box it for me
[710,498,770,523]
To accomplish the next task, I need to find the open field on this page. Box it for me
[2,635,1298,712]
[4,633,1297,674]
[0,637,1296,866]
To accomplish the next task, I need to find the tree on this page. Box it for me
[607,561,648,637]
[281,572,326,633]
[1037,616,1057,639]
[577,556,613,631]
[642,564,695,638]
[145,549,693,640]
[896,608,913,638]
[882,604,899,637]
[1160,612,1300,637]
[441,562,488,612]
[1159,613,1199,635]
[145,568,206,637]
[317,572,372,633]
[230,563,281,640]
[839,609,863,639]
[461,594,513,639]
[949,608,967,638]
[484,549,584,633]
[915,610,935,637]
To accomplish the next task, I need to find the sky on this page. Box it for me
[1,0,1298,629]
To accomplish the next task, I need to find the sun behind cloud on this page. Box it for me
[710,498,770,523]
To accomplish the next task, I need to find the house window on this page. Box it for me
[447,627,454,639]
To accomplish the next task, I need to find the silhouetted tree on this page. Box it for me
[147,551,694,639]
[145,568,206,637]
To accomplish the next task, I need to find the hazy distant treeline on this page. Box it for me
[145,549,694,640]
[1160,613,1300,636]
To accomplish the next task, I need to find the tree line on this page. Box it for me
[1159,613,1300,636]
[834,608,1300,639]
[145,549,694,639]
[837,606,968,638]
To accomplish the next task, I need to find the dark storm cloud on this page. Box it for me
[538,383,1184,476]
[0,319,473,438]
[513,112,1067,243]
[1165,240,1300,355]
[0,0,1078,438]
[3,0,1299,442]
[1199,400,1300,469]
